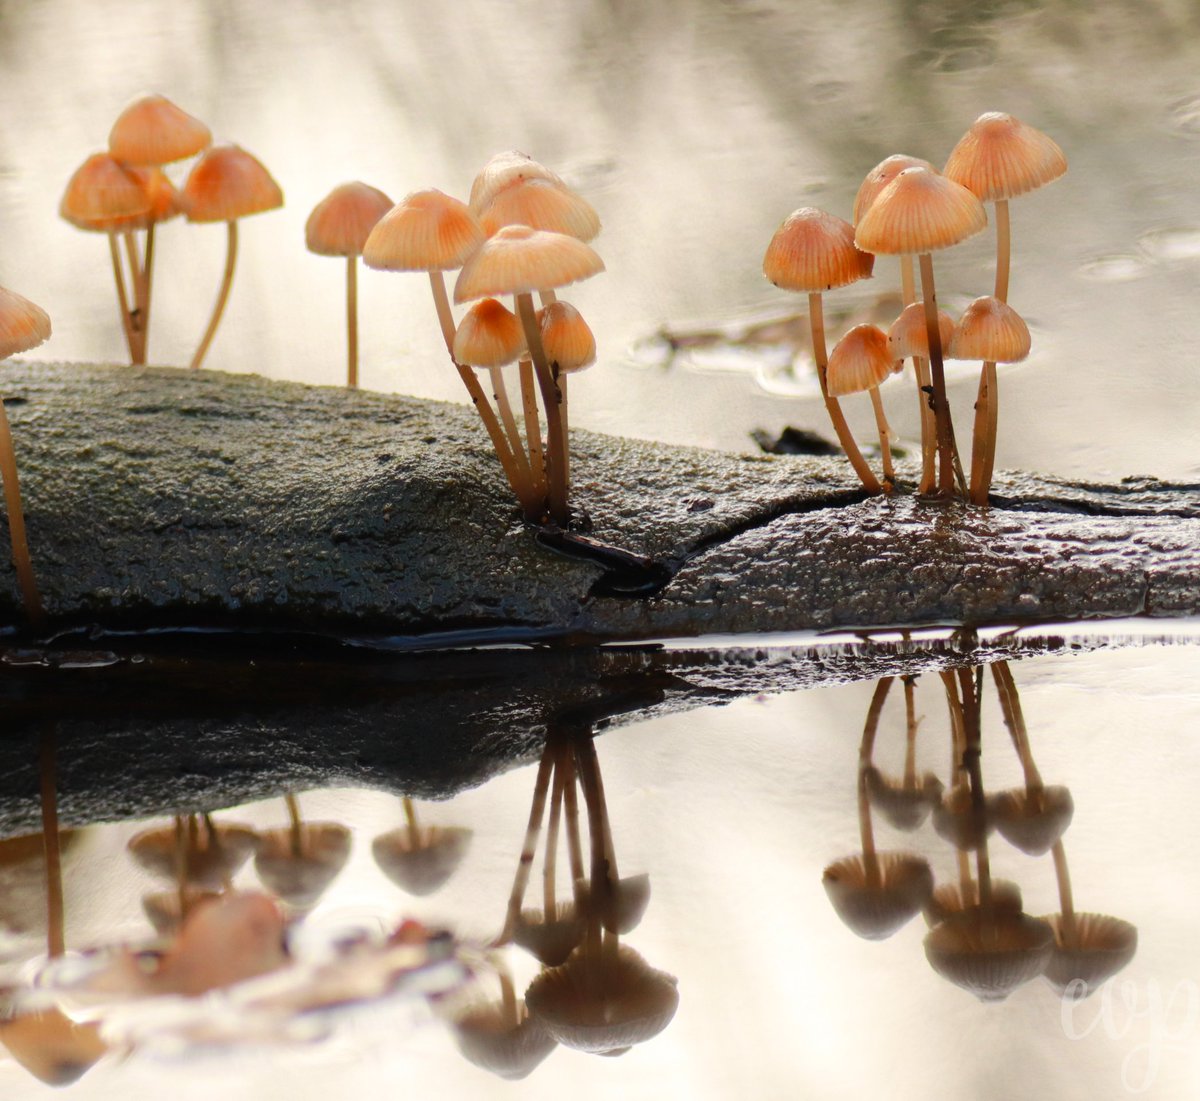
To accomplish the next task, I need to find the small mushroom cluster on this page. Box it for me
[823,662,1137,1004]
[362,152,603,526]
[59,93,283,371]
[764,112,1065,502]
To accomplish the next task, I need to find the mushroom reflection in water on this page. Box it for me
[128,813,258,890]
[862,675,944,831]
[372,797,472,896]
[823,677,934,940]
[923,667,1053,1001]
[0,1008,106,1087]
[1043,840,1137,999]
[931,670,999,852]
[255,793,351,912]
[453,958,556,1080]
[525,731,677,1056]
[989,661,1074,856]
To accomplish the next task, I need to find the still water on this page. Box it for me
[2,1,1200,1098]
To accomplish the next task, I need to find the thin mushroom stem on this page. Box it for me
[543,753,566,914]
[346,256,358,389]
[488,365,533,489]
[190,220,238,371]
[901,256,937,492]
[561,746,585,901]
[991,661,1043,792]
[143,225,156,360]
[496,748,556,945]
[516,291,568,525]
[40,726,65,958]
[285,792,304,857]
[175,816,189,921]
[993,200,1011,305]
[903,676,918,787]
[402,796,421,849]
[559,372,570,491]
[858,677,894,890]
[0,399,44,628]
[809,293,881,493]
[1051,840,1077,944]
[859,676,895,765]
[123,231,146,365]
[107,232,137,362]
[518,360,547,499]
[917,253,960,496]
[868,385,895,486]
[428,273,539,517]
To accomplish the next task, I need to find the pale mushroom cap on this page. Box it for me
[924,878,1024,928]
[127,822,259,888]
[863,765,944,832]
[371,825,472,896]
[925,912,1055,1001]
[480,177,601,242]
[932,783,999,851]
[0,1010,106,1086]
[763,207,875,293]
[538,300,596,373]
[454,1004,557,1080]
[363,189,485,272]
[944,112,1067,203]
[0,287,52,360]
[854,167,987,255]
[469,151,567,215]
[826,324,897,397]
[306,181,394,257]
[887,302,956,361]
[254,822,353,909]
[127,166,183,227]
[950,296,1032,363]
[524,943,679,1055]
[515,903,585,966]
[1043,913,1138,998]
[108,93,212,166]
[853,154,938,224]
[822,851,934,940]
[182,144,283,223]
[453,298,527,367]
[454,225,604,303]
[59,152,151,231]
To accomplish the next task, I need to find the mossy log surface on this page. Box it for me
[1,361,1198,640]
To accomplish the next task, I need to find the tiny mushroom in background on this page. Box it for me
[455,225,605,527]
[181,143,283,370]
[762,207,880,493]
[372,798,473,896]
[862,676,944,832]
[254,793,352,913]
[855,167,987,496]
[826,323,899,488]
[305,181,394,388]
[0,286,52,627]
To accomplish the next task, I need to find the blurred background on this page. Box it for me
[2,0,1199,478]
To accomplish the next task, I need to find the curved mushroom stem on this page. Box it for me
[123,232,146,365]
[991,661,1043,792]
[903,676,918,787]
[107,232,137,363]
[499,968,518,1028]
[516,292,568,525]
[496,747,556,945]
[858,677,894,890]
[346,256,358,389]
[868,386,895,487]
[1051,840,1077,945]
[809,293,881,494]
[901,257,937,493]
[427,274,540,518]
[40,726,64,958]
[190,220,238,371]
[543,753,566,915]
[917,253,960,497]
[0,399,44,628]
[859,676,894,765]
[487,365,533,489]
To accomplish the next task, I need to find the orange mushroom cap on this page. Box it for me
[950,296,1031,362]
[453,298,527,367]
[763,207,874,293]
[108,93,212,166]
[306,181,394,257]
[538,300,596,373]
[854,167,987,255]
[127,166,183,227]
[0,287,52,360]
[182,144,283,223]
[479,177,601,242]
[469,151,567,215]
[853,154,937,225]
[363,189,485,272]
[826,324,897,396]
[944,112,1067,203]
[59,152,151,232]
[888,302,956,361]
[454,225,604,303]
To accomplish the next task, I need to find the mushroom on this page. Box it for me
[478,176,601,241]
[944,113,1065,505]
[371,798,472,896]
[453,962,557,1080]
[59,152,151,363]
[826,323,900,488]
[127,813,258,890]
[469,151,568,214]
[537,300,597,504]
[0,1009,106,1086]
[363,189,541,518]
[254,793,352,912]
[948,297,1032,504]
[0,285,51,626]
[855,167,987,496]
[762,207,880,492]
[455,225,605,526]
[862,675,943,831]
[931,669,998,851]
[181,143,283,370]
[305,181,394,388]
[854,154,940,490]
